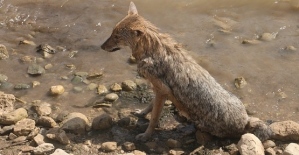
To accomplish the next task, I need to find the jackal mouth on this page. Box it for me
[109,47,121,52]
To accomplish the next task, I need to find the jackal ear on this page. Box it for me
[128,2,138,15]
[134,30,143,37]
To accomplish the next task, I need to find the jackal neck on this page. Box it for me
[132,26,183,62]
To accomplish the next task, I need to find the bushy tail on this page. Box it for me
[246,117,274,141]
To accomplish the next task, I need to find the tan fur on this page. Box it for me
[101,2,273,142]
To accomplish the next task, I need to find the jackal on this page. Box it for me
[101,2,273,142]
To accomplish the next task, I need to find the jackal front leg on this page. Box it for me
[135,92,167,141]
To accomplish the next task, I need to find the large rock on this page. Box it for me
[270,121,299,141]
[37,116,58,128]
[46,127,70,145]
[283,143,299,155]
[60,112,91,134]
[33,143,55,155]
[0,91,15,115]
[13,118,35,136]
[0,108,28,125]
[121,80,137,91]
[92,113,113,130]
[32,101,52,116]
[27,63,45,75]
[237,133,264,155]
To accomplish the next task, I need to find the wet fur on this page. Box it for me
[101,2,273,142]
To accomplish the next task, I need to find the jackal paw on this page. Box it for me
[135,133,150,142]
[131,109,146,118]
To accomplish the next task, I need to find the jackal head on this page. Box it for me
[101,2,150,52]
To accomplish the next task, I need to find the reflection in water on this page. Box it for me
[0,0,298,121]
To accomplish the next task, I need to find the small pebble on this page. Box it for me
[97,85,108,95]
[87,83,98,91]
[261,33,275,41]
[129,55,137,63]
[284,46,296,51]
[19,40,36,46]
[73,87,83,93]
[50,85,64,95]
[14,84,30,90]
[123,142,136,151]
[75,72,88,77]
[101,142,117,152]
[105,93,119,102]
[234,76,247,88]
[121,80,137,91]
[45,64,53,70]
[32,81,41,88]
[0,74,8,83]
[110,83,122,92]
[71,76,83,84]
[0,44,9,59]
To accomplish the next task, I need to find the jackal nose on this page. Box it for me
[100,44,105,50]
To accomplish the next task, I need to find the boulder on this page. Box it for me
[92,113,113,130]
[283,143,299,155]
[270,121,299,141]
[60,112,91,134]
[37,116,58,128]
[0,91,15,115]
[0,108,28,125]
[237,133,264,155]
[13,118,35,136]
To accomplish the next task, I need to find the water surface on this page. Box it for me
[0,0,298,121]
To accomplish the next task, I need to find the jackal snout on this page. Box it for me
[101,36,121,52]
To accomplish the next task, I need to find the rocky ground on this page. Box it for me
[1,44,299,155]
[1,84,299,155]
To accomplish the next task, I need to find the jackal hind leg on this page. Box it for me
[135,93,167,141]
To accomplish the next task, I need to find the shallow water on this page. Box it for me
[0,0,298,122]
